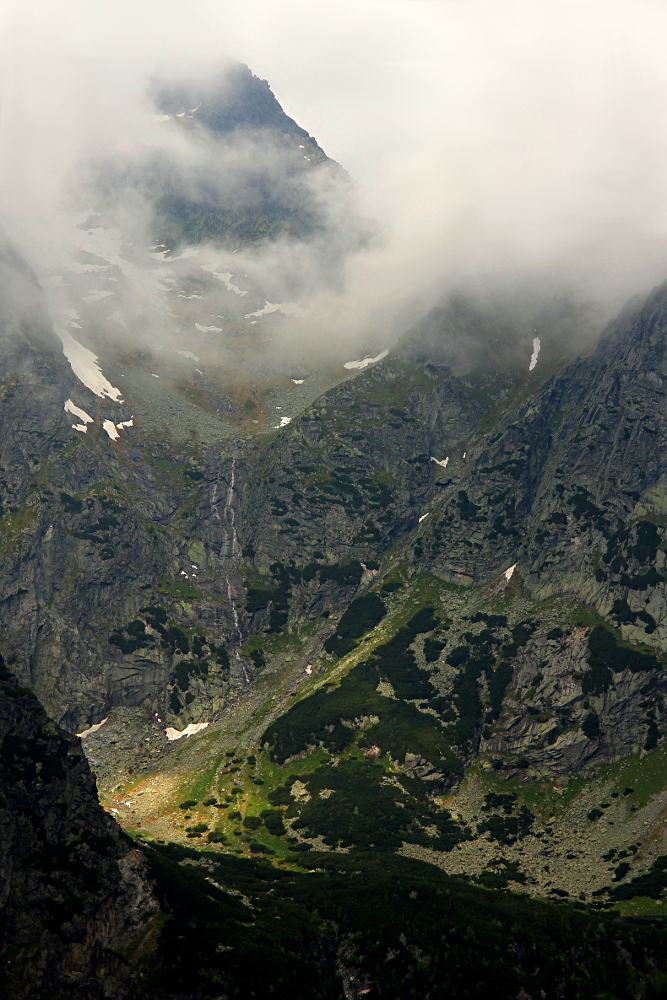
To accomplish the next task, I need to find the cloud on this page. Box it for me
[3,0,667,359]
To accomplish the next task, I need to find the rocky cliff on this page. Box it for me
[0,656,157,998]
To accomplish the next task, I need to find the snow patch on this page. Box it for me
[343,348,389,370]
[291,379,304,385]
[77,716,109,739]
[504,564,517,582]
[244,301,302,320]
[56,327,123,401]
[166,722,209,741]
[102,420,120,441]
[82,289,113,303]
[529,336,541,371]
[430,456,449,468]
[274,416,292,428]
[195,323,223,333]
[419,512,430,523]
[200,266,247,296]
[117,417,134,429]
[64,399,94,432]
[174,349,200,361]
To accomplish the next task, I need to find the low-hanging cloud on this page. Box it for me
[3,0,667,361]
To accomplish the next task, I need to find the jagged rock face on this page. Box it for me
[483,628,667,774]
[154,62,329,154]
[415,281,667,608]
[121,60,358,256]
[0,659,157,998]
[0,243,252,731]
[0,420,252,731]
[238,358,520,576]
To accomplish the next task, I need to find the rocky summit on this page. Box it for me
[4,59,667,999]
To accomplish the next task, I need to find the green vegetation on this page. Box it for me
[287,758,468,852]
[159,576,202,600]
[424,638,446,662]
[262,608,461,773]
[583,626,659,696]
[323,594,386,657]
[581,712,600,740]
[477,795,535,845]
[608,855,667,901]
[140,843,667,999]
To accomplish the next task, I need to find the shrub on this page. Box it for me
[263,608,460,772]
[179,800,198,810]
[583,626,658,695]
[318,561,364,586]
[250,843,275,854]
[447,647,469,668]
[185,823,209,835]
[644,719,659,751]
[261,809,286,836]
[581,713,600,740]
[488,661,513,720]
[424,639,445,663]
[324,594,386,657]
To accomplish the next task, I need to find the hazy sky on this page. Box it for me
[3,0,667,329]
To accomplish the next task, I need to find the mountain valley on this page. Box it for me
[3,57,667,999]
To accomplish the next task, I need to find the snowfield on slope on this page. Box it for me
[55,326,123,402]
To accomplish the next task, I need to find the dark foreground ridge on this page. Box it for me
[0,657,157,999]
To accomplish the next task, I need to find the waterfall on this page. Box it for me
[227,577,249,683]
[221,454,249,683]
[222,455,240,560]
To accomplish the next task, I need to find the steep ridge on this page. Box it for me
[104,60,356,254]
[0,656,157,998]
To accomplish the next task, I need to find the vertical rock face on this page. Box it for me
[0,657,157,999]
[413,278,667,608]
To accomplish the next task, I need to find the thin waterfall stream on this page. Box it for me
[222,455,249,683]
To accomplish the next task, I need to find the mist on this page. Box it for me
[3,0,667,363]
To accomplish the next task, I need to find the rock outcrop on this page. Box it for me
[0,656,158,998]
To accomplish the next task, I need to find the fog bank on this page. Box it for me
[2,1,667,355]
